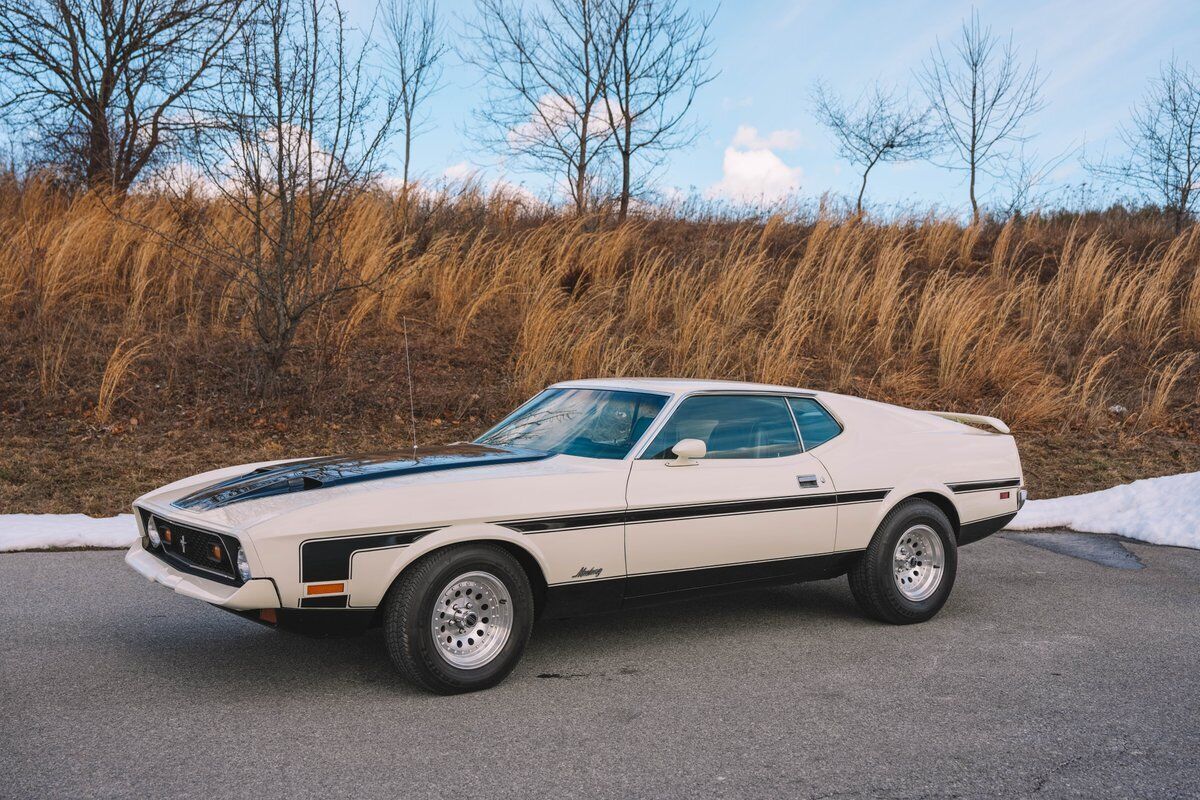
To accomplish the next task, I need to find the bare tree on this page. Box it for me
[468,0,618,215]
[992,142,1076,219]
[600,0,714,221]
[1088,59,1200,232]
[382,0,448,193]
[0,0,253,191]
[172,0,398,385]
[812,81,940,215]
[918,10,1044,223]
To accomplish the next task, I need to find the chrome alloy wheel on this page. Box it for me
[431,571,512,669]
[893,524,945,601]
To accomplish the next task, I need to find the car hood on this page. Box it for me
[170,443,552,512]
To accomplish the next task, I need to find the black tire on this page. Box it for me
[383,543,534,694]
[848,499,957,624]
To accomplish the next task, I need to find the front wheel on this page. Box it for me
[383,543,534,694]
[848,499,957,624]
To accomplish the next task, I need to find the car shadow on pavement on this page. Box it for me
[105,577,865,697]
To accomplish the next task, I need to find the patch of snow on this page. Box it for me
[0,514,137,552]
[1008,472,1200,549]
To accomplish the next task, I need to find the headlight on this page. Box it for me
[146,517,161,547]
[236,547,253,582]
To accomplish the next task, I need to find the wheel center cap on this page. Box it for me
[448,605,477,631]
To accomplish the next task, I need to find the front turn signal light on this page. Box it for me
[306,582,345,595]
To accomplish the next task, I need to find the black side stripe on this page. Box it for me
[298,490,894,583]
[501,489,892,534]
[504,510,627,533]
[300,528,438,582]
[947,478,1021,493]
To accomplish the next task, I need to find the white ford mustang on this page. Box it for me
[127,378,1025,693]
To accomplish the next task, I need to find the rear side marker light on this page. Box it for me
[1000,491,1011,499]
[307,582,345,596]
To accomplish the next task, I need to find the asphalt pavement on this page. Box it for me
[2,532,1198,800]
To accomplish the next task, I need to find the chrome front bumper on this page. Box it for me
[125,544,281,610]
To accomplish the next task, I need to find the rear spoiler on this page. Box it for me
[922,410,1011,434]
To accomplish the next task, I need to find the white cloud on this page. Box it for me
[137,160,219,198]
[707,126,803,202]
[442,161,477,181]
[507,94,580,149]
[730,125,802,151]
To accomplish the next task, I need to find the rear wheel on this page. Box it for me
[383,543,533,694]
[848,499,957,624]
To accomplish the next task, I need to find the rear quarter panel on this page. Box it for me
[812,394,1023,550]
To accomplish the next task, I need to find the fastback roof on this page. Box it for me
[553,377,817,396]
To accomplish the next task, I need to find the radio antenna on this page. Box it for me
[402,316,418,456]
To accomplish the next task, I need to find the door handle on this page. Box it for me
[796,474,821,489]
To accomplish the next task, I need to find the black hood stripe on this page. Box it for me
[174,444,552,511]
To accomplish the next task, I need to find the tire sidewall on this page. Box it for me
[878,503,958,620]
[405,546,533,690]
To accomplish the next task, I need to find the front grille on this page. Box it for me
[147,514,242,584]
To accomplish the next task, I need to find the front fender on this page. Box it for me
[345,523,551,609]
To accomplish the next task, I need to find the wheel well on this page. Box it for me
[489,539,549,615]
[909,492,960,541]
[379,538,549,621]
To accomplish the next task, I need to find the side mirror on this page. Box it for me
[667,438,706,467]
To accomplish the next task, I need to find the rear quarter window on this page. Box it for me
[787,397,842,450]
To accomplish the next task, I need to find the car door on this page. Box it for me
[623,393,838,597]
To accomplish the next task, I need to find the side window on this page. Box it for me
[642,395,800,460]
[787,397,842,450]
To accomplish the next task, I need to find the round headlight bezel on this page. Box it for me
[146,517,161,547]
[236,547,252,582]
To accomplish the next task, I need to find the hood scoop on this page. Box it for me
[172,443,552,511]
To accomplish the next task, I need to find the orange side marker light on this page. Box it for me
[306,582,346,596]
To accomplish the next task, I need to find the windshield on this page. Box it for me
[476,388,667,459]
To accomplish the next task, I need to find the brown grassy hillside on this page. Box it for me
[1,178,1198,515]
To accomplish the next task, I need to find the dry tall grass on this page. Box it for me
[1,176,1197,436]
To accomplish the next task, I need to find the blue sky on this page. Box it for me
[356,0,1198,211]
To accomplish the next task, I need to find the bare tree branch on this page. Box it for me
[918,9,1045,223]
[1087,58,1200,232]
[466,0,618,215]
[382,0,448,192]
[600,0,715,221]
[812,80,940,215]
[159,0,399,386]
[0,0,256,190]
